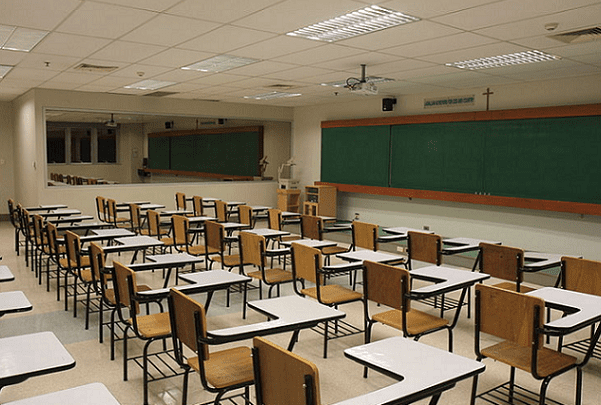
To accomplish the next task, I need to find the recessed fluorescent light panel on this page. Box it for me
[181,55,259,72]
[244,91,302,100]
[124,80,176,90]
[0,65,13,78]
[321,77,395,87]
[446,50,561,70]
[0,25,49,52]
[286,5,420,42]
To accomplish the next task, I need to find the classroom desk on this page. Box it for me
[281,211,301,224]
[79,228,136,243]
[410,266,490,298]
[441,237,502,255]
[4,383,121,405]
[382,226,434,242]
[128,253,204,288]
[206,295,345,350]
[243,228,290,239]
[158,209,194,217]
[55,221,109,233]
[103,236,164,263]
[0,331,76,392]
[284,239,338,249]
[0,265,15,282]
[337,250,404,265]
[188,215,218,225]
[24,204,68,211]
[523,252,579,272]
[47,215,95,224]
[338,336,485,405]
[37,209,81,219]
[0,291,32,318]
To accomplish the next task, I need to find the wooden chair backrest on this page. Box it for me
[171,215,189,246]
[215,200,228,222]
[267,209,281,231]
[475,284,544,348]
[46,222,60,256]
[147,210,161,237]
[291,243,322,285]
[192,196,203,216]
[561,256,601,296]
[88,178,98,185]
[168,288,209,359]
[129,204,142,230]
[363,260,410,311]
[479,243,524,283]
[240,231,264,267]
[95,196,106,221]
[204,221,224,253]
[301,215,321,240]
[32,214,46,245]
[113,261,140,314]
[253,336,321,405]
[352,221,378,251]
[7,199,20,228]
[64,230,81,265]
[105,199,118,221]
[175,192,187,210]
[407,231,442,265]
[238,205,253,227]
[89,242,108,285]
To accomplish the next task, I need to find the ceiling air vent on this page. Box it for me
[74,63,119,73]
[144,91,179,97]
[265,84,297,90]
[549,26,601,44]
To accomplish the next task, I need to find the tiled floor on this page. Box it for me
[0,220,600,405]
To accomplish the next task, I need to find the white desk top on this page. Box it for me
[442,237,502,254]
[243,228,289,238]
[337,250,403,264]
[38,209,81,217]
[220,221,250,230]
[410,265,490,296]
[0,291,32,316]
[208,295,344,340]
[383,227,434,237]
[25,204,68,211]
[523,252,579,271]
[159,209,193,216]
[146,252,203,265]
[137,270,250,296]
[281,211,301,217]
[0,265,15,282]
[337,336,484,405]
[91,228,135,238]
[188,216,218,223]
[4,383,121,405]
[250,205,271,212]
[0,332,76,388]
[286,239,337,248]
[114,235,164,247]
[117,201,151,206]
[138,203,165,211]
[527,287,601,331]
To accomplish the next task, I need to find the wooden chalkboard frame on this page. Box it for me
[147,126,263,180]
[320,103,601,216]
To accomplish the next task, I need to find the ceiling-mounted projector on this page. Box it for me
[349,81,378,95]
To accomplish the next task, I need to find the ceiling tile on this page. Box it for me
[109,63,172,79]
[88,41,167,63]
[33,33,111,57]
[272,44,361,65]
[96,0,182,12]
[418,42,529,65]
[384,33,499,58]
[232,35,322,60]
[314,52,398,71]
[140,49,216,68]
[56,2,157,39]
[378,0,503,19]
[6,66,59,81]
[226,61,296,77]
[149,69,204,82]
[15,53,81,71]
[262,66,335,81]
[0,50,28,66]
[178,26,276,54]
[0,0,80,31]
[234,0,366,34]
[188,73,248,86]
[121,14,221,47]
[165,0,283,24]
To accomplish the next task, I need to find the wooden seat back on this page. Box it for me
[238,205,253,227]
[95,196,106,222]
[561,256,601,296]
[252,336,321,405]
[300,215,321,240]
[204,221,225,253]
[291,243,322,285]
[129,204,143,234]
[363,260,409,311]
[168,288,209,362]
[267,209,282,231]
[192,196,204,216]
[175,192,187,211]
[479,243,525,284]
[113,261,141,315]
[171,215,189,246]
[215,200,228,222]
[407,231,442,265]
[239,231,265,267]
[352,221,378,251]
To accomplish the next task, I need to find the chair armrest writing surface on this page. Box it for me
[409,266,490,298]
[522,252,580,272]
[342,337,485,405]
[0,265,15,282]
[322,262,365,275]
[442,237,501,255]
[264,248,290,257]
[3,383,121,405]
[377,234,406,242]
[0,291,32,316]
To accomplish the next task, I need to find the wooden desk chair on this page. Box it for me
[291,242,362,358]
[237,205,254,230]
[192,196,204,216]
[172,215,206,264]
[300,215,349,265]
[471,284,581,405]
[267,208,300,249]
[64,230,92,319]
[95,196,108,223]
[168,288,253,405]
[478,242,535,293]
[204,220,242,271]
[175,192,187,211]
[129,204,150,236]
[558,256,601,359]
[407,231,463,317]
[32,214,52,285]
[106,198,131,229]
[239,231,292,300]
[215,200,228,222]
[112,261,171,405]
[18,207,35,268]
[46,222,68,300]
[147,210,173,253]
[252,336,320,405]
[362,261,451,358]
[7,199,24,255]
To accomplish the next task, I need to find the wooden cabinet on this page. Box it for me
[277,189,301,213]
[303,185,337,217]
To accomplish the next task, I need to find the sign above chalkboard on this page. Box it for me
[424,95,475,108]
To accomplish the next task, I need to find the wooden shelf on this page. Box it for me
[303,185,336,217]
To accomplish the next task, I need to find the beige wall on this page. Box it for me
[292,73,601,260]
[0,101,15,212]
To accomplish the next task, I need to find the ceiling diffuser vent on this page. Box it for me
[143,91,179,97]
[265,84,297,90]
[549,27,601,44]
[74,63,119,73]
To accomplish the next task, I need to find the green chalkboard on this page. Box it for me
[321,115,601,205]
[148,127,263,177]
[321,125,390,187]
[147,136,170,170]
[390,122,484,193]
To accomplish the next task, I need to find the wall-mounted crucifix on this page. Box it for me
[483,87,494,111]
